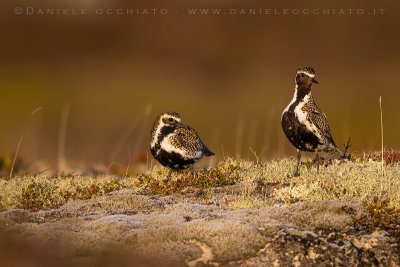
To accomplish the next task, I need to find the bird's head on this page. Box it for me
[295,66,319,87]
[158,111,181,128]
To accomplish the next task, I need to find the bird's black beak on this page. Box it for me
[312,78,319,84]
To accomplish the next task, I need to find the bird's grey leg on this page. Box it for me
[189,165,197,177]
[294,150,301,177]
[166,169,173,181]
[315,153,320,172]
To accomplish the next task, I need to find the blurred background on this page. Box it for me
[0,0,399,173]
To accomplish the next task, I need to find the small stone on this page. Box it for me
[329,243,339,249]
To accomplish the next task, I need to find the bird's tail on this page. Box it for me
[329,144,343,156]
[203,146,215,156]
[334,146,343,156]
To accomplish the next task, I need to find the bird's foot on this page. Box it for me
[287,171,300,178]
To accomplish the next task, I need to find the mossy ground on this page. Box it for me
[0,153,399,266]
[0,152,399,237]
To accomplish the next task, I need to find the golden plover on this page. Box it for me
[281,66,340,176]
[150,111,215,178]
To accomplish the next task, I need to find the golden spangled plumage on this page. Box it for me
[170,127,203,156]
[149,111,214,174]
[301,95,333,140]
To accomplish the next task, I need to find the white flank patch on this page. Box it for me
[293,94,309,123]
[150,123,163,149]
[159,133,202,160]
[282,86,298,119]
[159,134,182,154]
[293,93,323,141]
[193,150,202,159]
[150,114,181,149]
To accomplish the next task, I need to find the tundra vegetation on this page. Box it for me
[0,151,399,266]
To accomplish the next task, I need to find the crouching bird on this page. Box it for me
[150,111,215,179]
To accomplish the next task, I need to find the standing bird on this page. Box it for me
[150,111,215,179]
[281,67,341,176]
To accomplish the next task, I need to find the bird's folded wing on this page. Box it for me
[171,127,203,155]
[304,97,334,140]
[310,109,333,140]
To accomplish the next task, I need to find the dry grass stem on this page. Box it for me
[57,104,70,174]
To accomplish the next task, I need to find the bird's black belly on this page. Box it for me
[152,148,197,170]
[281,111,322,152]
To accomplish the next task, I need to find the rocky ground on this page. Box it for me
[1,187,399,266]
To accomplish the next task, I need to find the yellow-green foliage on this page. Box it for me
[0,156,399,211]
[227,156,400,209]
[137,163,240,195]
[0,175,137,211]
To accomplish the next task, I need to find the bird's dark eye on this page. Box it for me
[168,118,174,122]
[301,73,305,77]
